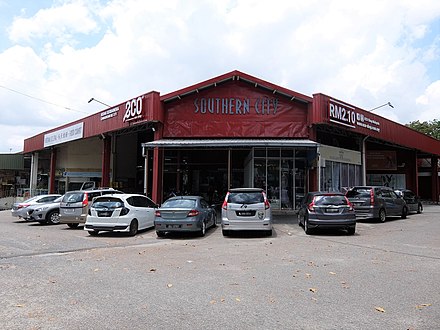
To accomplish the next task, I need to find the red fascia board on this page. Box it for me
[160,70,312,103]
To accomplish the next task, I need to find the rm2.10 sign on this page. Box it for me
[123,96,143,122]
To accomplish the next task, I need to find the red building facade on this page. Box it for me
[23,70,440,208]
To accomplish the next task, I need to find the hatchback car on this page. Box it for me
[346,186,408,222]
[59,188,123,228]
[11,194,62,220]
[297,192,356,235]
[394,189,423,214]
[154,196,217,237]
[85,194,158,236]
[26,195,63,225]
[221,188,272,236]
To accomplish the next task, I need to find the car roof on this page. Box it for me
[166,195,203,200]
[228,188,264,192]
[65,188,121,194]
[94,193,148,199]
[307,191,345,196]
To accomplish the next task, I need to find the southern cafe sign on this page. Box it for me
[194,97,279,115]
[328,99,381,132]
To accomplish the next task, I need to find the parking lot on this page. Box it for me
[1,206,439,330]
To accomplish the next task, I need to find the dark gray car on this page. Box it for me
[346,186,408,222]
[297,191,356,235]
[394,189,423,214]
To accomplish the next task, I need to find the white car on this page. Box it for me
[84,194,158,236]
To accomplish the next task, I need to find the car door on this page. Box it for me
[200,199,213,226]
[132,196,156,229]
[382,189,400,216]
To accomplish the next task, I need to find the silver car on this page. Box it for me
[26,195,63,225]
[221,188,272,236]
[11,194,62,220]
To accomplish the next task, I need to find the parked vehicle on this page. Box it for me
[85,194,157,236]
[345,186,408,222]
[11,194,62,220]
[59,188,123,228]
[155,196,217,237]
[394,189,423,214]
[27,195,63,225]
[297,192,356,235]
[221,188,272,236]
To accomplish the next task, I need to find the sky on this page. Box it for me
[0,0,439,153]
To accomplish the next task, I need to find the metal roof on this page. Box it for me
[142,139,318,148]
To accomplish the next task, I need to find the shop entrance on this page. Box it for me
[161,147,312,210]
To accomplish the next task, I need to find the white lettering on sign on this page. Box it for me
[101,107,119,121]
[328,99,380,132]
[123,96,143,122]
[194,97,279,115]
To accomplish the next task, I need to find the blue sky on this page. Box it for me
[0,0,439,153]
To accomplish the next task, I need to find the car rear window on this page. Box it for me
[227,192,264,204]
[314,195,347,206]
[346,188,371,198]
[92,197,123,209]
[63,193,84,203]
[162,199,196,209]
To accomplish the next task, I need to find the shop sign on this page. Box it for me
[194,97,279,115]
[329,99,380,132]
[123,96,144,122]
[101,107,119,121]
[44,122,84,147]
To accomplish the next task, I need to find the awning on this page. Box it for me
[142,139,318,148]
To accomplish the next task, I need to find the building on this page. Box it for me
[23,70,440,208]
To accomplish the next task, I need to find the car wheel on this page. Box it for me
[417,204,423,214]
[297,214,302,226]
[199,221,206,237]
[128,219,138,236]
[67,223,79,228]
[88,230,99,236]
[156,231,165,238]
[222,229,229,236]
[401,206,408,219]
[347,226,356,235]
[46,210,60,225]
[211,214,217,228]
[379,209,386,223]
[304,218,313,235]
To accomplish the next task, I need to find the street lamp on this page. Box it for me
[88,97,110,107]
[369,102,394,112]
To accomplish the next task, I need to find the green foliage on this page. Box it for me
[407,119,440,140]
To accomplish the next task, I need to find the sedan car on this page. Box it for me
[154,196,217,237]
[11,194,62,220]
[297,192,356,235]
[394,189,423,214]
[26,195,63,225]
[221,188,272,236]
[84,194,158,236]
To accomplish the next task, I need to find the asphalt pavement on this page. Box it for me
[0,206,439,329]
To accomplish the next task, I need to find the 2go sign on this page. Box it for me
[123,96,144,122]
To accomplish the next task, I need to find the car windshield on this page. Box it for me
[92,199,123,209]
[346,188,371,198]
[161,199,196,209]
[53,196,63,203]
[227,192,264,204]
[314,195,347,206]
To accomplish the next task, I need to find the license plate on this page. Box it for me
[64,208,75,214]
[326,208,339,213]
[167,224,181,228]
[238,211,253,216]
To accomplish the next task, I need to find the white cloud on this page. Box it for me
[0,0,439,153]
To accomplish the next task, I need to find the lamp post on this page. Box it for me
[369,102,394,112]
[88,97,110,107]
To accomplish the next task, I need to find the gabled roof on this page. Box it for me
[160,70,312,104]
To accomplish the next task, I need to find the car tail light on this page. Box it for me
[370,189,374,204]
[120,207,130,216]
[222,193,229,210]
[308,201,316,212]
[18,204,30,209]
[187,209,200,217]
[345,197,354,211]
[155,210,161,217]
[264,199,270,210]
[82,193,88,207]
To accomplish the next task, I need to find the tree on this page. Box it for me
[407,119,440,140]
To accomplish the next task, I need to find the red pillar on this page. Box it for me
[101,136,111,187]
[49,148,56,193]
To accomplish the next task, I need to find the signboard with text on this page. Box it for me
[329,99,381,133]
[44,122,84,147]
